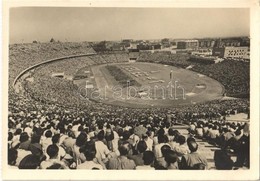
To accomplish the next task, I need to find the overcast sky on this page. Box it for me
[9,7,249,44]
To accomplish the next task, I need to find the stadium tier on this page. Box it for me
[8,42,250,170]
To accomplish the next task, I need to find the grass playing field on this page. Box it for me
[77,62,224,108]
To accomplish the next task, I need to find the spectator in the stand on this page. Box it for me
[224,127,235,141]
[172,135,189,157]
[107,141,136,170]
[214,146,233,170]
[18,154,40,169]
[167,128,175,144]
[8,132,14,148]
[41,130,53,152]
[180,141,208,170]
[208,125,220,145]
[73,132,88,165]
[40,144,68,169]
[154,134,169,159]
[58,127,68,146]
[234,123,250,168]
[52,134,66,160]
[136,151,155,170]
[95,130,111,164]
[11,141,31,167]
[8,148,18,169]
[111,127,120,153]
[153,128,165,146]
[164,150,179,170]
[129,128,140,150]
[203,123,209,138]
[28,133,43,158]
[195,124,204,139]
[105,126,114,151]
[62,131,76,155]
[154,144,171,169]
[19,132,31,150]
[143,131,153,151]
[128,140,147,166]
[77,141,103,169]
[13,128,22,143]
[168,130,180,149]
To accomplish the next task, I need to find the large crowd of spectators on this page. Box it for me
[8,43,250,170]
[192,60,249,97]
[137,52,249,97]
[7,94,250,170]
[115,53,129,63]
[9,42,95,84]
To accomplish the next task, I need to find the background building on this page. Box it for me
[213,46,249,59]
[214,38,241,48]
[198,39,215,48]
[177,40,199,49]
[137,42,161,50]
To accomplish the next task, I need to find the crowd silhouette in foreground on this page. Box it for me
[8,94,250,169]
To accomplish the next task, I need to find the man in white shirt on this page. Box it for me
[95,130,111,163]
[41,130,53,153]
[154,135,170,159]
[77,141,103,169]
[40,144,68,169]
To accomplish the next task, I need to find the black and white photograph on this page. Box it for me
[2,1,259,180]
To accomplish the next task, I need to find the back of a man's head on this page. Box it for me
[19,132,29,142]
[18,154,40,169]
[118,142,130,156]
[164,150,178,164]
[83,141,97,161]
[178,135,186,145]
[97,130,105,141]
[52,134,60,144]
[188,141,198,153]
[168,128,175,136]
[45,130,52,138]
[187,137,196,145]
[76,132,88,147]
[46,144,59,159]
[143,151,155,166]
[122,130,130,140]
[161,145,171,157]
[158,134,165,144]
[157,128,165,136]
[137,140,147,154]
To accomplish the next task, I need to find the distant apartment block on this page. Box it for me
[213,46,249,59]
[198,39,215,48]
[177,40,199,49]
[214,38,241,47]
[137,43,161,50]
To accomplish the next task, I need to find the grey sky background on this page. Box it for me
[9,7,249,44]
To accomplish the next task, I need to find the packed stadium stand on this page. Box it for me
[8,42,250,170]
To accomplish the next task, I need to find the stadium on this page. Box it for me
[7,41,250,170]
